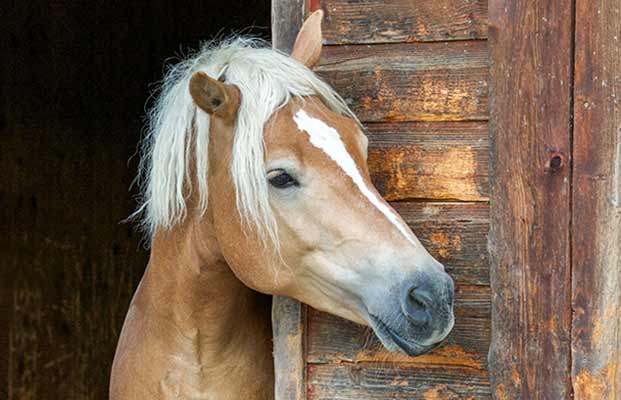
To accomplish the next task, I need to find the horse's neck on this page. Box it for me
[111,218,274,399]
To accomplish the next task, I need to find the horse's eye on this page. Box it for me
[268,170,298,189]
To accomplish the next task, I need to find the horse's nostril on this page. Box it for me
[403,285,432,326]
[409,287,433,308]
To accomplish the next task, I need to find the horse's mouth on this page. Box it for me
[369,315,442,357]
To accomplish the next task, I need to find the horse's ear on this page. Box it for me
[291,10,324,68]
[189,71,240,120]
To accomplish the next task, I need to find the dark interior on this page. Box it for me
[1,2,270,398]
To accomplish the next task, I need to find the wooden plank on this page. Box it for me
[392,202,489,285]
[316,0,488,44]
[272,0,307,55]
[316,41,489,122]
[307,363,491,399]
[368,122,489,201]
[272,297,307,400]
[487,0,573,398]
[271,2,308,400]
[307,306,490,370]
[571,1,621,398]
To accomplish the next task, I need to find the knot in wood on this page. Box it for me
[545,152,565,173]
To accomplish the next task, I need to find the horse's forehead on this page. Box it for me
[264,98,363,166]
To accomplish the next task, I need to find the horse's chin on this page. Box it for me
[368,314,445,357]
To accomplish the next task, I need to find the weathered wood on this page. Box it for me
[307,305,490,370]
[316,41,489,122]
[272,2,308,399]
[307,363,491,399]
[391,201,489,285]
[272,0,307,55]
[272,297,307,400]
[368,122,489,201]
[571,1,621,398]
[488,0,573,398]
[315,0,488,44]
[453,284,491,319]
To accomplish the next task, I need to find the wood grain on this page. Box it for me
[316,41,489,122]
[488,0,573,398]
[315,0,488,44]
[572,1,621,398]
[307,363,491,399]
[392,201,489,285]
[367,122,489,201]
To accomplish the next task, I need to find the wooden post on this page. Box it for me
[271,2,308,399]
[271,0,306,54]
[488,0,574,398]
[572,0,621,398]
[272,297,306,400]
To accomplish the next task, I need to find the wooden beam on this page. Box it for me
[272,2,308,399]
[487,0,574,398]
[572,0,621,398]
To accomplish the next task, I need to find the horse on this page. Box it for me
[110,11,454,400]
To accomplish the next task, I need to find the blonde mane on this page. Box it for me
[133,37,355,245]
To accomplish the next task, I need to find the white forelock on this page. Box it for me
[132,37,356,246]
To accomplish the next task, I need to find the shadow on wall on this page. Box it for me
[0,1,270,398]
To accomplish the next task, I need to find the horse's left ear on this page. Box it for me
[291,10,324,68]
[189,71,240,121]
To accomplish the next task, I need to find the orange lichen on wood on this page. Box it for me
[423,384,462,400]
[573,365,615,400]
[430,232,462,258]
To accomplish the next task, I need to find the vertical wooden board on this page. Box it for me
[272,1,307,399]
[272,296,307,400]
[572,1,621,398]
[316,0,488,44]
[488,0,573,398]
[272,0,307,54]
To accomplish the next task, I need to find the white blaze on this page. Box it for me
[293,109,417,246]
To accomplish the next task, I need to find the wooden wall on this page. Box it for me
[0,2,269,398]
[488,0,621,398]
[273,0,491,398]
